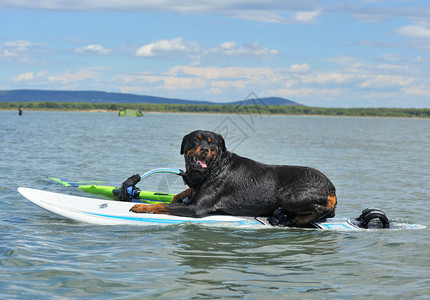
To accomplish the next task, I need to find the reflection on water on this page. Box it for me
[174,226,339,269]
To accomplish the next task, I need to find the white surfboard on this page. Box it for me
[18,187,263,227]
[17,187,423,230]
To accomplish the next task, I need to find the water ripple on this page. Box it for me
[1,112,429,298]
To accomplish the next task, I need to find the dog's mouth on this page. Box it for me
[188,154,210,170]
[196,158,208,168]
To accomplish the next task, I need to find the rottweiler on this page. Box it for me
[130,130,337,226]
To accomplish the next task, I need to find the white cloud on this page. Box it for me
[292,9,320,24]
[12,70,48,82]
[115,65,288,95]
[395,24,430,39]
[3,40,36,50]
[0,40,40,59]
[289,63,311,72]
[165,65,278,81]
[299,58,418,90]
[0,0,322,23]
[402,85,430,96]
[337,2,430,24]
[359,75,415,88]
[376,63,411,73]
[229,8,322,24]
[228,10,288,23]
[47,68,102,83]
[75,44,112,55]
[135,38,199,57]
[299,72,357,85]
[110,58,429,107]
[114,73,207,91]
[0,49,19,58]
[379,53,404,61]
[162,76,207,90]
[12,72,34,82]
[205,41,278,57]
[328,55,363,68]
[135,38,278,61]
[114,64,318,98]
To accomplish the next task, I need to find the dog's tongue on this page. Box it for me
[197,160,207,168]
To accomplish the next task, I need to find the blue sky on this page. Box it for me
[1,1,429,107]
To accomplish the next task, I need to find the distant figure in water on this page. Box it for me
[18,106,23,116]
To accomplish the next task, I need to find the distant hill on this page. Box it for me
[0,89,303,106]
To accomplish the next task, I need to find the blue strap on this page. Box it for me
[126,186,134,197]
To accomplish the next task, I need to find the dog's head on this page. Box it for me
[180,130,226,173]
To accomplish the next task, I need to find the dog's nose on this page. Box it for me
[200,146,209,154]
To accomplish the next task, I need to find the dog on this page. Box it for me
[130,130,337,226]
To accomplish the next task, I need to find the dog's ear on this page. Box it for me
[217,134,226,152]
[180,133,191,155]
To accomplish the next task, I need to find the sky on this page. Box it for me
[0,0,429,108]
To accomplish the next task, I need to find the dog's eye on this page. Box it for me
[208,138,212,144]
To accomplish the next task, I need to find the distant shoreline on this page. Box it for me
[1,102,429,118]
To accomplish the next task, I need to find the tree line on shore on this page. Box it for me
[1,101,429,118]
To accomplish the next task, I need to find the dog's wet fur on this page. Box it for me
[130,130,337,226]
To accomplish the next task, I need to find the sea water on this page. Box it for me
[0,111,429,299]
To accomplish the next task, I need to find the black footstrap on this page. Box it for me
[356,208,390,229]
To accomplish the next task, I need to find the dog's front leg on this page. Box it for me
[130,194,216,218]
[172,188,194,203]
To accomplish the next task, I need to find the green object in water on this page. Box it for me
[119,109,143,117]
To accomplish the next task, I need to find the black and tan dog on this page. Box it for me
[130,130,337,226]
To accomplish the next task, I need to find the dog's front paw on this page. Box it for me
[129,203,168,214]
[129,204,148,213]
